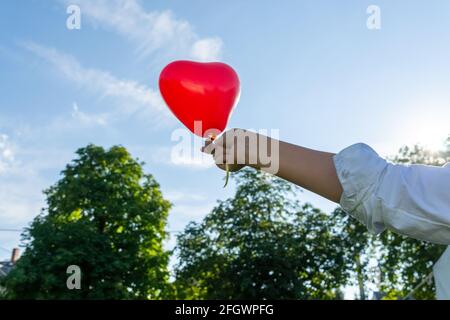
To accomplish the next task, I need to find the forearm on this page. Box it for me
[249,134,343,203]
[209,129,450,244]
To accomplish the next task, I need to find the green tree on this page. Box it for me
[174,169,350,299]
[330,208,376,300]
[1,144,171,299]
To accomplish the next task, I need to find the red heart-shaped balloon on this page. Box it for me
[159,60,240,138]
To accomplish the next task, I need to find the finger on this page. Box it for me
[227,164,244,172]
[213,145,228,165]
[202,140,216,154]
[216,163,227,171]
[204,139,213,147]
[216,163,244,172]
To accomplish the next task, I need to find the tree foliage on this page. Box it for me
[1,145,171,299]
[174,169,350,299]
[2,136,448,300]
[330,208,376,300]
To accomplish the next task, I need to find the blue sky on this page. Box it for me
[1,0,450,274]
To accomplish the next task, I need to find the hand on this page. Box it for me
[202,128,257,172]
[202,128,343,203]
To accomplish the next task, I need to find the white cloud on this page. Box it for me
[0,140,80,235]
[0,134,15,174]
[0,137,48,232]
[0,140,78,257]
[0,183,43,227]
[21,41,169,121]
[63,0,223,61]
[71,103,107,126]
[191,38,223,62]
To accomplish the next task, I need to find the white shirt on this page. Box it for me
[334,143,450,299]
[333,143,450,244]
[434,246,450,299]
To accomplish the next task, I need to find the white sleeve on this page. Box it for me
[333,143,450,245]
[434,246,450,299]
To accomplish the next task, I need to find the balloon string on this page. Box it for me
[223,164,230,188]
[209,135,230,188]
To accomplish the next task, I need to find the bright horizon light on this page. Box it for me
[395,103,449,153]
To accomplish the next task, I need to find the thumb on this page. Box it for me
[201,139,215,155]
